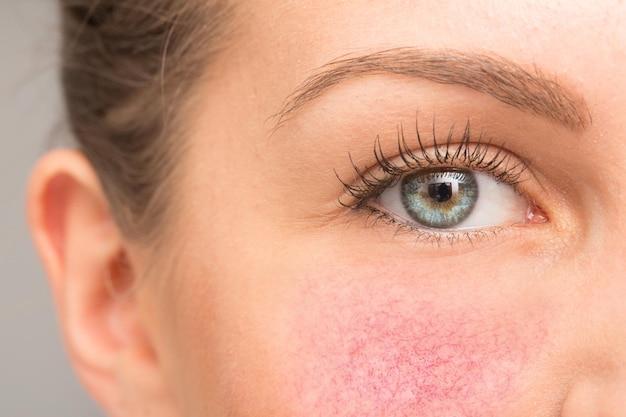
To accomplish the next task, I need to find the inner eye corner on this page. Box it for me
[525,202,550,225]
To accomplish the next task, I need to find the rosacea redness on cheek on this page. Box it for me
[282,267,545,417]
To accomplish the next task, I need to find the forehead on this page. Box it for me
[222,0,624,122]
[237,0,622,53]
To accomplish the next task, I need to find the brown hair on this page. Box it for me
[60,0,232,238]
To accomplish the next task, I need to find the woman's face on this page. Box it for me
[140,1,626,415]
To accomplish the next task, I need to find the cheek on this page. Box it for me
[275,265,547,417]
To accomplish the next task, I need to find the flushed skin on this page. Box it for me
[28,1,626,416]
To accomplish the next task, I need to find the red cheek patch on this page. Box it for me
[281,270,544,417]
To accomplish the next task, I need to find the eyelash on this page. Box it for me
[336,119,530,244]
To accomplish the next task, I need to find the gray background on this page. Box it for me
[1,1,102,416]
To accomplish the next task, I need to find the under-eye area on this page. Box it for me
[336,119,548,245]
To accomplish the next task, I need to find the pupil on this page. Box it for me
[429,182,453,202]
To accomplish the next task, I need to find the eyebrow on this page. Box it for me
[274,48,590,130]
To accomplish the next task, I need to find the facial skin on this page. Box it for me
[28,1,626,416]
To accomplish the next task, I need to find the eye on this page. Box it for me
[375,167,530,230]
[336,121,549,241]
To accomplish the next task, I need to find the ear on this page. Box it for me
[27,149,180,417]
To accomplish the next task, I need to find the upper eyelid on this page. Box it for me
[336,119,531,214]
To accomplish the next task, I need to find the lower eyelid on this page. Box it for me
[357,205,515,248]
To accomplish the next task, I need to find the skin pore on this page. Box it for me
[28,0,626,416]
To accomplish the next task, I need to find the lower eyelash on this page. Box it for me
[359,204,508,247]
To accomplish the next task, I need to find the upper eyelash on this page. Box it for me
[336,118,528,210]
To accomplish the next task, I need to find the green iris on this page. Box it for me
[401,169,479,229]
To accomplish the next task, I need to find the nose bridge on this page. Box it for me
[595,228,626,278]
[582,210,626,336]
[590,237,626,340]
[581,162,626,282]
[594,187,626,280]
[554,223,626,416]
[587,211,626,378]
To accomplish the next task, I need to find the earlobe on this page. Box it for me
[27,149,180,417]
